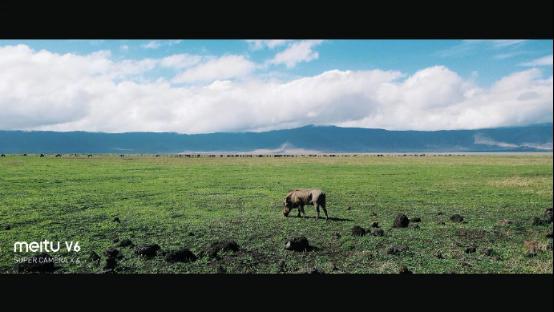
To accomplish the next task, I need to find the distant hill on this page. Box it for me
[0,123,552,153]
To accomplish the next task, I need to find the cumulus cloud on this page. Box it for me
[159,53,203,69]
[171,55,256,83]
[246,40,290,50]
[520,54,553,67]
[0,44,552,134]
[268,40,323,68]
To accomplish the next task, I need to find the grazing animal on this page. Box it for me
[55,154,62,157]
[87,154,92,158]
[283,189,328,220]
[40,154,45,157]
[1,154,5,157]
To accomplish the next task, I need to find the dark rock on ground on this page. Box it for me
[393,214,410,228]
[308,268,324,274]
[188,232,195,236]
[437,212,444,216]
[410,217,421,223]
[371,228,384,236]
[104,257,118,270]
[135,244,161,258]
[165,247,197,263]
[481,248,494,257]
[351,225,366,236]
[465,247,477,253]
[399,265,413,274]
[285,236,311,252]
[89,251,101,263]
[104,248,123,260]
[387,245,409,255]
[205,240,240,258]
[532,217,548,226]
[17,253,56,273]
[113,217,121,223]
[545,208,553,223]
[450,214,464,223]
[116,239,134,248]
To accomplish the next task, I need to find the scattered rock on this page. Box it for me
[165,247,197,263]
[393,214,410,228]
[481,248,494,257]
[135,244,161,258]
[116,239,134,248]
[465,246,477,254]
[524,240,539,257]
[545,208,553,223]
[450,214,464,223]
[398,265,413,274]
[104,257,118,270]
[17,253,56,273]
[308,268,324,274]
[371,228,385,236]
[285,236,311,252]
[104,248,123,260]
[351,225,366,236]
[113,217,121,223]
[498,219,513,226]
[205,240,240,258]
[387,245,409,255]
[410,217,421,223]
[88,251,101,264]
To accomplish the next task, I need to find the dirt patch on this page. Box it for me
[393,214,410,228]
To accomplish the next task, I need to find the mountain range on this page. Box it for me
[0,123,552,154]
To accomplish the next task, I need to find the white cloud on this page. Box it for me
[120,44,129,51]
[159,53,203,69]
[520,54,553,67]
[246,40,289,50]
[142,41,161,49]
[269,40,323,68]
[171,55,256,83]
[0,44,552,134]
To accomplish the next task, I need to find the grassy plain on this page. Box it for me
[0,154,552,273]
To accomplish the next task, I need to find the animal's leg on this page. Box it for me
[296,207,301,217]
[301,205,306,218]
[315,203,320,219]
[321,204,329,220]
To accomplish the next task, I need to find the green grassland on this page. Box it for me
[0,154,552,273]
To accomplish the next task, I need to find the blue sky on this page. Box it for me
[2,39,551,85]
[0,40,552,133]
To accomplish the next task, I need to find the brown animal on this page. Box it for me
[283,189,328,220]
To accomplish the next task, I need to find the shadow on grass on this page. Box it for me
[290,215,353,222]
